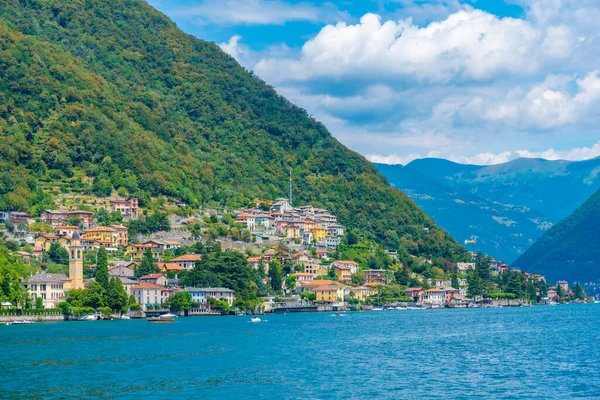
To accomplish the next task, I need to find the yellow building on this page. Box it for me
[109,224,129,246]
[127,243,162,261]
[311,226,327,242]
[35,234,60,252]
[83,226,118,247]
[345,286,375,302]
[335,265,352,283]
[285,225,301,239]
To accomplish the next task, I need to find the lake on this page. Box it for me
[1,305,599,399]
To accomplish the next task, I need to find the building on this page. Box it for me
[109,225,129,246]
[171,254,202,270]
[67,211,93,228]
[331,260,359,274]
[158,262,185,274]
[345,286,375,302]
[183,287,235,307]
[139,273,169,286]
[35,234,61,252]
[334,264,352,283]
[108,265,136,278]
[272,198,293,213]
[55,225,79,237]
[0,211,9,223]
[64,230,84,290]
[131,283,162,311]
[457,263,475,273]
[422,288,445,306]
[83,226,118,247]
[405,287,424,302]
[127,243,162,261]
[40,210,93,228]
[291,272,313,284]
[311,226,327,243]
[183,287,236,306]
[110,198,139,219]
[364,269,385,284]
[24,273,69,309]
[40,210,68,227]
[556,280,569,293]
[117,276,139,296]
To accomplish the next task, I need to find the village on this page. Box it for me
[0,196,591,322]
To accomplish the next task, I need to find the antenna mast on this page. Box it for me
[289,168,293,207]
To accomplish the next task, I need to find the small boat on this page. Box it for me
[12,320,35,325]
[121,315,131,320]
[371,308,383,311]
[79,314,97,321]
[251,317,261,323]
[148,314,176,323]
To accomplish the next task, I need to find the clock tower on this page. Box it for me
[67,230,84,290]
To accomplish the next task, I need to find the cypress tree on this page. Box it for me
[95,246,109,291]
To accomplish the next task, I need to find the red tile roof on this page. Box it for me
[171,254,202,262]
[131,283,163,290]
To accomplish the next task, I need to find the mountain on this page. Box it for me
[376,157,600,262]
[513,189,600,283]
[0,0,465,261]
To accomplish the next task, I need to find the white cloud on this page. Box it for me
[219,35,243,59]
[254,10,573,84]
[367,142,600,166]
[516,142,600,161]
[161,0,349,26]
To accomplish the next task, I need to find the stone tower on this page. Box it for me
[67,230,84,289]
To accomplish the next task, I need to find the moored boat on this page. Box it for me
[148,313,176,323]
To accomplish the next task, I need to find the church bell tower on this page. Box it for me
[68,230,84,289]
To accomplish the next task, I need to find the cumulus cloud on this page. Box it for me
[207,2,600,165]
[254,10,574,85]
[160,0,349,26]
[367,142,600,166]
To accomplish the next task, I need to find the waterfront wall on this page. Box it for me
[0,314,64,322]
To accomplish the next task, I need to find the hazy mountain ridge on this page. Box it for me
[377,157,600,262]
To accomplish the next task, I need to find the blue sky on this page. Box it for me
[148,0,600,165]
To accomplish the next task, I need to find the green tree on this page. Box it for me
[285,275,297,290]
[269,260,283,291]
[467,274,484,298]
[35,296,44,309]
[136,249,156,277]
[475,252,492,282]
[169,291,192,312]
[47,243,69,264]
[83,281,105,309]
[105,277,129,313]
[574,283,585,300]
[451,274,460,289]
[95,246,109,291]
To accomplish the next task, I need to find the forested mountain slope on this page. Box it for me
[377,157,600,262]
[0,0,466,261]
[513,189,600,283]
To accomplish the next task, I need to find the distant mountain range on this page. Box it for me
[513,188,600,283]
[376,157,600,263]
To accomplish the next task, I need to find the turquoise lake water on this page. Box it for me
[2,305,599,399]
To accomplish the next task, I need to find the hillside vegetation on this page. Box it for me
[513,189,600,283]
[0,0,466,262]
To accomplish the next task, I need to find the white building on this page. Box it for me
[24,273,69,309]
[131,283,162,310]
[183,287,235,306]
[422,288,445,306]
